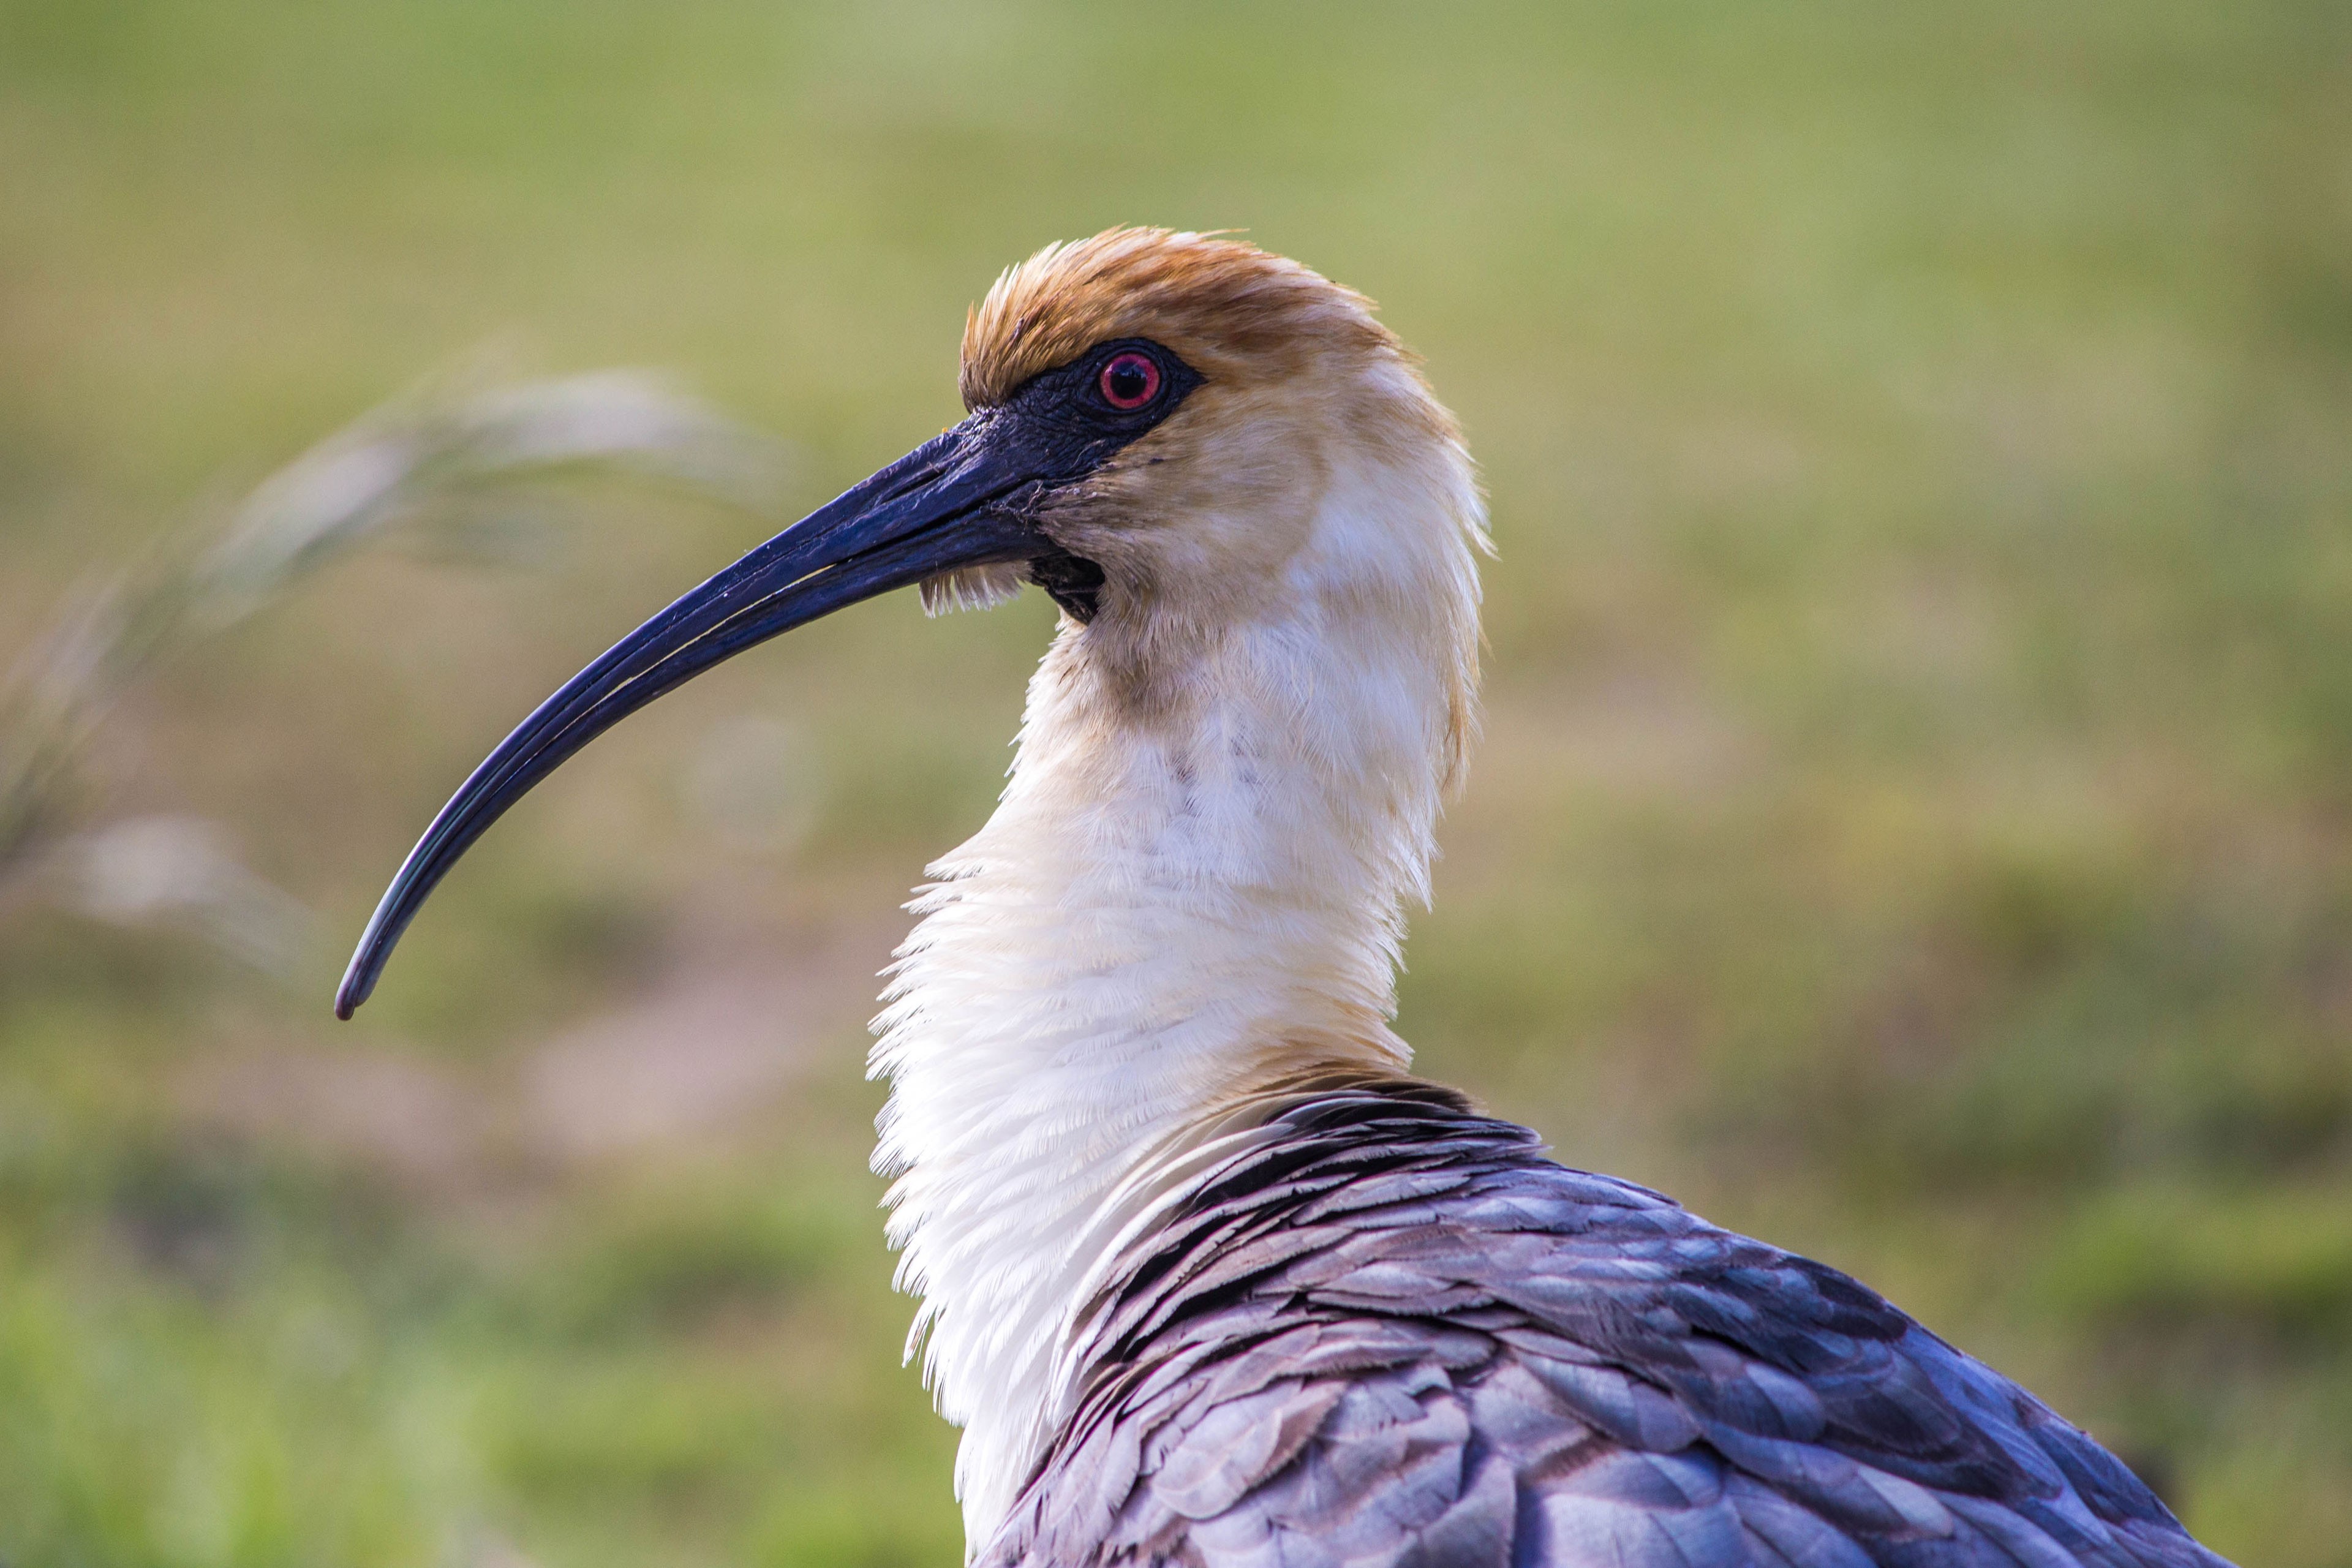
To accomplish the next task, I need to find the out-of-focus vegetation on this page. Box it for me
[0,368,781,938]
[0,1,2345,1563]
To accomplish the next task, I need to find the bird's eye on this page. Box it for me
[1098,350,1161,411]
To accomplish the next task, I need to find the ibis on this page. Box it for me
[339,229,2228,1567]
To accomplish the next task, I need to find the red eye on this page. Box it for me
[1098,351,1161,410]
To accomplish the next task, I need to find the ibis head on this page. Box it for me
[337,227,1482,1020]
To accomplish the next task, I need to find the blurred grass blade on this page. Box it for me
[53,815,318,979]
[0,368,791,968]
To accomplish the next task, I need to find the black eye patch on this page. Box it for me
[998,339,1202,473]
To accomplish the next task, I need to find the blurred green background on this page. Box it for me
[2,1,2348,1563]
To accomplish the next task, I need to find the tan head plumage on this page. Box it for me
[952,227,1486,794]
[960,228,1397,409]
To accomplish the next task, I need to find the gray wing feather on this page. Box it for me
[978,1092,2230,1568]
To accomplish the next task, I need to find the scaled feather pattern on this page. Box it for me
[979,1087,2223,1568]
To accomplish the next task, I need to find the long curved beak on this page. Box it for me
[335,411,1056,1019]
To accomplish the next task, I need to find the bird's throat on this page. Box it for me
[1024,550,1104,622]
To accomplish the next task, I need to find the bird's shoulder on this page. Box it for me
[977,1085,2227,1568]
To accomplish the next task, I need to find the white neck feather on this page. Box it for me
[867,421,1483,1545]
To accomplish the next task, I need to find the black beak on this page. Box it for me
[334,410,1060,1019]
